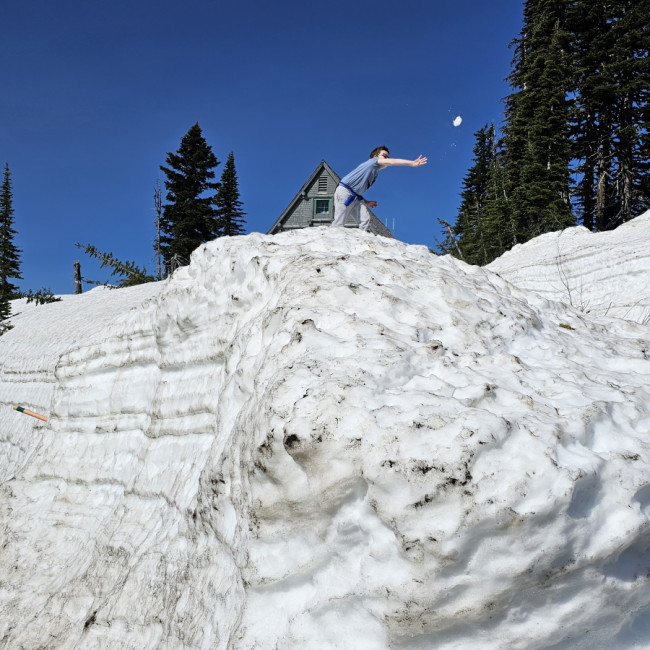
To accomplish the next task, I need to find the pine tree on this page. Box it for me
[159,123,220,271]
[570,0,650,230]
[215,152,246,237]
[570,1,620,231]
[153,178,163,280]
[23,288,61,305]
[75,243,155,288]
[439,124,497,265]
[482,139,515,261]
[502,0,575,243]
[438,125,517,265]
[447,0,648,262]
[0,163,22,326]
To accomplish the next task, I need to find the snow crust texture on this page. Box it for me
[487,210,650,324]
[1,226,650,649]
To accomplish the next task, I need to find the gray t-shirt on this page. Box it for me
[340,158,381,194]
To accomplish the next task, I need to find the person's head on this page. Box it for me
[370,146,390,160]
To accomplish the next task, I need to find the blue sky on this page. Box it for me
[1,0,523,295]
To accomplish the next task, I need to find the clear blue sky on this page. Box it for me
[1,0,523,295]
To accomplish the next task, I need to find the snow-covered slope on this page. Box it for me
[1,226,650,649]
[487,210,650,323]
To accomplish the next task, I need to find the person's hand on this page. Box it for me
[365,200,378,208]
[411,155,427,167]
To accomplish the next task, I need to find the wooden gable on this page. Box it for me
[267,160,394,238]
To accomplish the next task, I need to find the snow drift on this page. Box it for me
[1,223,650,649]
[487,211,650,324]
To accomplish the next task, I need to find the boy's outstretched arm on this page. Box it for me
[379,155,427,168]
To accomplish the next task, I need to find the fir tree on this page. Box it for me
[215,152,246,237]
[502,0,575,243]
[23,288,62,305]
[570,0,650,230]
[0,163,22,327]
[75,243,155,288]
[570,1,621,231]
[153,178,163,280]
[447,0,648,263]
[482,139,515,261]
[439,124,497,265]
[159,123,220,271]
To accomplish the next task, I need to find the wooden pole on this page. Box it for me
[13,405,48,422]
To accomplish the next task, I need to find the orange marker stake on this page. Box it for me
[13,405,48,422]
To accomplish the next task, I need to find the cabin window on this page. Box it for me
[313,198,331,215]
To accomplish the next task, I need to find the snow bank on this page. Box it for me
[1,226,650,649]
[487,210,650,324]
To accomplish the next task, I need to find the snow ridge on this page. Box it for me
[1,226,650,649]
[487,210,650,323]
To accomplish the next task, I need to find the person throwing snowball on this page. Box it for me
[331,146,427,231]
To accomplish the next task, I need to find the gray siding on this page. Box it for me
[268,161,393,238]
[280,170,336,229]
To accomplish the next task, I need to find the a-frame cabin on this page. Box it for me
[267,160,394,237]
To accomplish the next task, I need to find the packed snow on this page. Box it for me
[453,116,462,127]
[1,218,650,649]
[487,211,650,324]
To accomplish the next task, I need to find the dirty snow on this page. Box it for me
[1,219,650,649]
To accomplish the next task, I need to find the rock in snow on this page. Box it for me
[1,224,650,649]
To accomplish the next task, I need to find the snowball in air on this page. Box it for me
[453,116,462,127]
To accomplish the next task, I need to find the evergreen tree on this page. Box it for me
[0,163,22,326]
[439,124,497,265]
[446,0,648,263]
[215,152,247,237]
[76,243,155,288]
[502,0,575,243]
[482,139,515,261]
[22,288,62,305]
[159,123,220,271]
[153,178,163,280]
[570,0,650,230]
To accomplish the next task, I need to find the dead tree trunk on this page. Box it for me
[74,261,82,294]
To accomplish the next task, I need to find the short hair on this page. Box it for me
[370,146,390,159]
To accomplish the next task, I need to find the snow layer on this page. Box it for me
[1,224,650,649]
[487,210,650,324]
